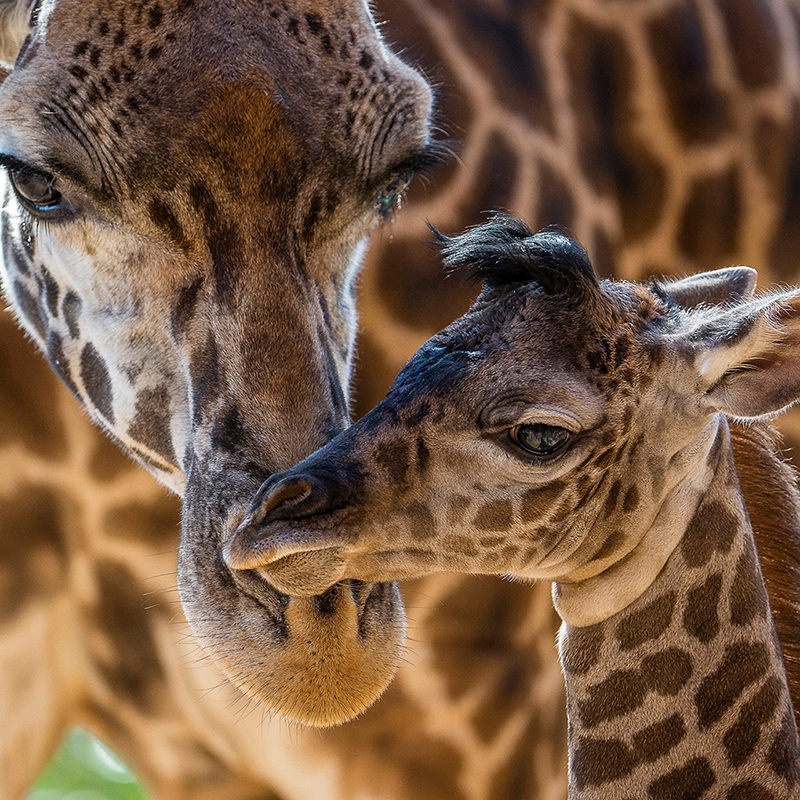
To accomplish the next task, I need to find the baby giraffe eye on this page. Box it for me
[509,423,571,457]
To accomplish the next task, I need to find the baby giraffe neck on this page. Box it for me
[558,422,800,799]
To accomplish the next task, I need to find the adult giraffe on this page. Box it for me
[2,2,800,800]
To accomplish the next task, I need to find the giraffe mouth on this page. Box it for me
[177,470,405,727]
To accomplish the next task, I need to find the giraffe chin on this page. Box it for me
[178,526,405,726]
[239,581,406,727]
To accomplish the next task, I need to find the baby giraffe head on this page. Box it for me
[224,215,800,621]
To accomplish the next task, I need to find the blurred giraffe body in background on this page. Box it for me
[4,0,800,799]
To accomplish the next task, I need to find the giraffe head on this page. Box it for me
[0,0,436,724]
[227,215,800,616]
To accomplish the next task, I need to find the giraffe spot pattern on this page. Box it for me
[633,713,686,763]
[403,500,436,540]
[79,342,115,423]
[573,736,636,788]
[577,669,646,728]
[718,0,781,90]
[647,756,716,799]
[590,527,625,563]
[61,290,82,339]
[723,676,782,767]
[641,648,693,695]
[695,642,769,728]
[681,499,738,568]
[678,167,741,269]
[683,572,723,643]
[727,782,775,800]
[616,591,676,651]
[561,624,604,675]
[767,709,800,784]
[474,499,513,531]
[622,484,640,512]
[730,543,769,625]
[375,438,411,488]
[648,1,731,145]
[127,384,176,464]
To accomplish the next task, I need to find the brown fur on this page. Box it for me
[732,420,800,732]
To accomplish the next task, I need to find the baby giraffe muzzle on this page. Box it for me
[225,470,361,596]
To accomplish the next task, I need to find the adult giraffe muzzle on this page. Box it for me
[0,0,437,726]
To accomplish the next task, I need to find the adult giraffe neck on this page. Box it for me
[558,422,800,798]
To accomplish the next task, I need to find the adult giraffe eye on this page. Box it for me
[376,175,409,219]
[8,167,65,216]
[509,423,572,457]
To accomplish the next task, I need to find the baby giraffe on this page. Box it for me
[226,216,800,798]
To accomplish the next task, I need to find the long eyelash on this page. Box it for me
[392,139,456,180]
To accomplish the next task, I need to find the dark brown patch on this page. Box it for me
[681,499,738,568]
[633,713,686,763]
[567,14,666,240]
[12,278,46,339]
[718,0,780,90]
[648,757,715,799]
[730,542,769,626]
[622,484,639,513]
[683,572,722,643]
[79,342,115,423]
[473,499,513,531]
[641,648,693,694]
[678,168,741,269]
[648,1,730,144]
[149,197,190,252]
[62,290,81,339]
[616,591,676,650]
[127,384,177,465]
[0,483,68,618]
[590,528,625,563]
[561,624,604,675]
[604,479,622,515]
[572,736,636,788]
[403,500,436,540]
[535,159,574,232]
[695,642,769,728]
[767,709,800,784]
[577,669,646,728]
[727,782,775,800]
[90,560,166,710]
[375,439,411,488]
[41,268,60,318]
[104,494,180,548]
[723,676,782,767]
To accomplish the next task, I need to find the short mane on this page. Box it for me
[431,213,597,296]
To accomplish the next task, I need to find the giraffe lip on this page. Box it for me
[223,515,358,572]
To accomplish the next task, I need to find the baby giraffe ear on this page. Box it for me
[687,289,800,418]
[658,266,758,309]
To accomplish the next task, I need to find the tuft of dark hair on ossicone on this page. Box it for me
[429,213,597,297]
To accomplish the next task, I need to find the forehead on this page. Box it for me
[390,280,664,410]
[0,0,422,202]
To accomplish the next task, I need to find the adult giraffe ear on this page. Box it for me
[685,289,800,418]
[657,266,758,309]
[0,0,34,73]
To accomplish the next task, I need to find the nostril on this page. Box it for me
[256,476,314,524]
[223,471,354,574]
